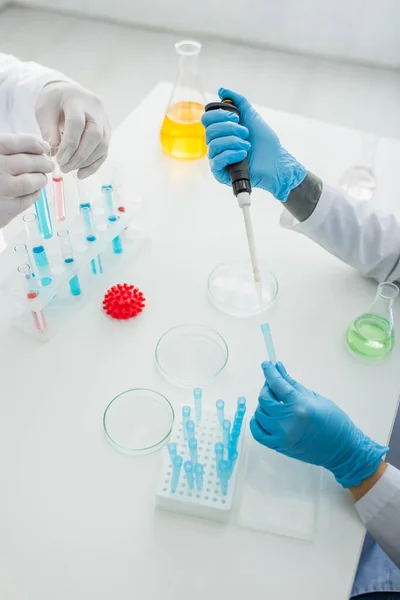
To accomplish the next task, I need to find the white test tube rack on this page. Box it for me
[156,408,246,523]
[1,203,145,340]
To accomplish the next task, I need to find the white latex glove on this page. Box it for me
[0,134,52,228]
[35,81,110,179]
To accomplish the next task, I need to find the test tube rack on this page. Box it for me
[156,408,245,523]
[0,200,146,341]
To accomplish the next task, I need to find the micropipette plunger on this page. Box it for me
[205,99,262,305]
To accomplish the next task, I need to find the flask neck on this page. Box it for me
[368,282,399,321]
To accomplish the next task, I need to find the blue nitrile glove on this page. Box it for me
[250,361,389,488]
[201,88,307,202]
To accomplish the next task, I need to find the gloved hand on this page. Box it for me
[36,82,110,179]
[250,361,388,488]
[201,88,307,202]
[0,134,52,228]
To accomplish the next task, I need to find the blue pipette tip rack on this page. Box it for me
[156,403,246,522]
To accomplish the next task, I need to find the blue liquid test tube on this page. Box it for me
[193,387,202,422]
[216,399,224,425]
[171,455,183,494]
[80,204,103,275]
[215,442,224,474]
[188,437,198,465]
[182,405,191,440]
[218,460,229,495]
[184,461,195,490]
[261,322,277,365]
[195,463,204,492]
[168,442,177,463]
[186,420,195,441]
[34,188,52,239]
[102,184,123,255]
[222,419,231,449]
[228,451,238,479]
[23,213,52,287]
[57,229,82,296]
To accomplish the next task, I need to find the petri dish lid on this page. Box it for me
[103,388,174,455]
[155,324,228,388]
[208,260,278,318]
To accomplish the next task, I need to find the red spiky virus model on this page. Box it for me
[103,283,146,320]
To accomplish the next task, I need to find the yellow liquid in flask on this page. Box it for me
[160,101,206,160]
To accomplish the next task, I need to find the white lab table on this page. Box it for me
[0,82,399,600]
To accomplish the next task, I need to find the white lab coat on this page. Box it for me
[0,52,66,135]
[282,183,400,567]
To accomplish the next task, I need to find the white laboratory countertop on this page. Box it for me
[1,82,400,600]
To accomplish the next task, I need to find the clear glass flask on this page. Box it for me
[160,40,207,160]
[340,133,378,201]
[346,282,399,358]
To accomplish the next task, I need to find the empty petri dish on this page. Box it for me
[155,324,228,387]
[103,388,174,455]
[208,260,278,318]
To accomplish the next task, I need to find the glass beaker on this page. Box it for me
[346,282,399,358]
[340,133,378,201]
[160,40,207,160]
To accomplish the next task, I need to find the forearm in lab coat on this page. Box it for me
[0,53,69,135]
[355,464,400,568]
[281,182,400,283]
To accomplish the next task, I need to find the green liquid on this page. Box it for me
[346,313,394,358]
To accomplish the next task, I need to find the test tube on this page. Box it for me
[184,461,195,490]
[17,264,47,334]
[186,419,195,441]
[193,387,202,422]
[34,187,52,239]
[57,229,81,296]
[216,399,224,425]
[195,463,204,492]
[222,419,231,449]
[80,204,103,275]
[102,184,123,254]
[261,322,277,364]
[215,442,224,475]
[168,442,177,462]
[188,437,198,465]
[218,460,229,496]
[182,405,191,440]
[170,455,183,494]
[49,142,66,222]
[14,244,35,278]
[23,213,52,287]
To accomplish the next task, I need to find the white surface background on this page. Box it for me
[0,82,400,600]
[12,0,400,68]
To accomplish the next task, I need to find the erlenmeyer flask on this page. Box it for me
[346,282,399,358]
[340,133,378,200]
[160,40,207,160]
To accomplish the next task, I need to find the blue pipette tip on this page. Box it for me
[237,397,246,409]
[193,388,202,399]
[216,399,224,409]
[194,463,204,491]
[188,438,197,450]
[184,461,195,489]
[186,420,195,439]
[173,455,183,468]
[193,387,202,422]
[168,442,177,459]
[218,459,229,495]
[260,322,277,365]
[182,406,191,417]
[184,461,193,473]
[215,442,224,454]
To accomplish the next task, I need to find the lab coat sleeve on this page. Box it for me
[355,464,400,568]
[280,183,400,283]
[0,53,70,135]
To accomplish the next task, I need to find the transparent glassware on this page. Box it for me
[160,40,207,160]
[103,389,174,455]
[208,260,278,318]
[346,282,399,358]
[340,133,378,200]
[155,324,228,387]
